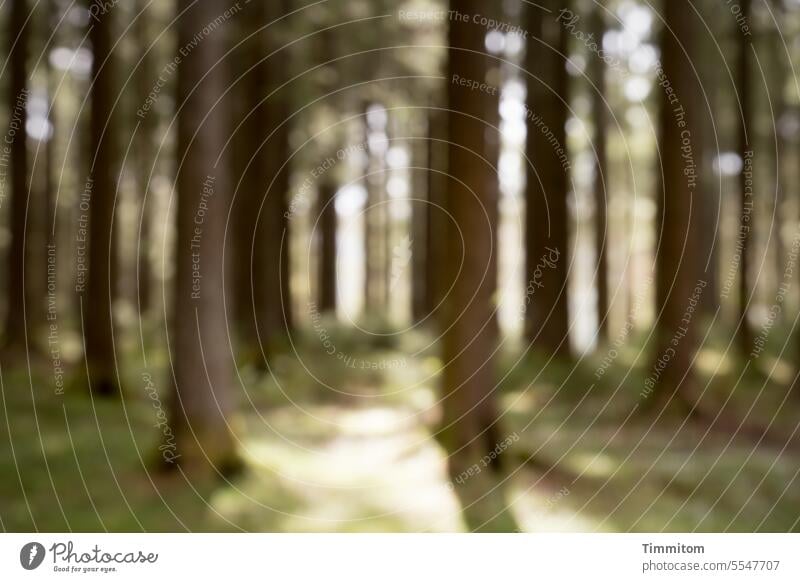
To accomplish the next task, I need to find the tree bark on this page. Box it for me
[411,116,429,324]
[425,107,448,323]
[3,0,30,352]
[648,0,702,411]
[524,1,571,357]
[588,4,609,343]
[736,0,754,354]
[231,6,256,342]
[441,0,514,531]
[769,34,787,325]
[275,0,294,334]
[483,0,502,341]
[134,0,154,316]
[261,0,294,339]
[85,2,119,395]
[317,182,337,313]
[168,0,239,472]
[233,0,294,361]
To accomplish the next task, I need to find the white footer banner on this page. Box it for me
[0,534,797,581]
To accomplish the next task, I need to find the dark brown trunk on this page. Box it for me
[770,37,787,325]
[317,182,337,313]
[648,0,702,411]
[134,0,154,315]
[441,0,513,531]
[425,107,448,323]
[44,0,56,331]
[262,0,294,338]
[275,1,294,334]
[588,5,609,343]
[524,2,571,357]
[85,2,119,395]
[411,117,429,324]
[168,0,238,472]
[237,0,294,359]
[736,0,754,354]
[3,0,30,351]
[231,7,255,340]
[484,0,502,342]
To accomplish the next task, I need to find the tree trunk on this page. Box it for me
[588,4,609,343]
[484,0,502,341]
[85,2,119,395]
[411,116,429,324]
[45,0,56,254]
[425,107,448,323]
[769,35,787,325]
[231,7,256,342]
[134,0,154,316]
[317,182,337,313]
[233,0,294,361]
[260,0,294,340]
[168,0,239,472]
[736,0,754,354]
[3,0,30,352]
[524,1,571,357]
[648,0,702,412]
[275,0,294,334]
[441,0,514,531]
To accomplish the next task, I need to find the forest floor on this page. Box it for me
[1,320,799,532]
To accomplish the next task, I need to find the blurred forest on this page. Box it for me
[1,0,800,532]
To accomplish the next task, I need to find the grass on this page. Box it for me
[1,323,798,532]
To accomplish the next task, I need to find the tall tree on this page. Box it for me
[483,0,502,340]
[3,0,30,353]
[44,0,57,263]
[441,0,514,531]
[168,0,239,472]
[317,181,337,313]
[588,4,609,342]
[237,0,294,359]
[134,0,155,315]
[649,0,702,411]
[85,0,119,395]
[696,6,720,317]
[411,117,429,324]
[768,29,787,324]
[736,0,754,354]
[524,1,571,357]
[273,0,294,335]
[424,106,448,322]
